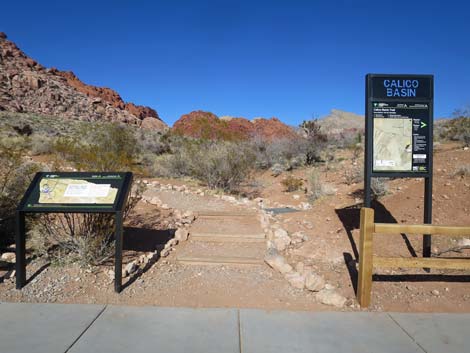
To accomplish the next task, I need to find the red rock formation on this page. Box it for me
[172,111,296,141]
[0,32,167,130]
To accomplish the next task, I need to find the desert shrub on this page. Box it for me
[371,177,389,199]
[300,120,329,164]
[437,110,470,146]
[153,140,256,192]
[281,175,303,192]
[344,166,364,185]
[306,169,324,202]
[250,137,306,170]
[30,134,55,155]
[454,165,470,177]
[53,122,139,172]
[29,183,145,266]
[0,139,40,245]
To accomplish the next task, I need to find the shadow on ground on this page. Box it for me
[121,227,176,291]
[336,200,420,295]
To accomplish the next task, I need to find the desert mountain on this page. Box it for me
[172,110,297,141]
[0,32,167,130]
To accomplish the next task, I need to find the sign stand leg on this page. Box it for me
[114,212,123,293]
[423,176,433,257]
[15,211,26,289]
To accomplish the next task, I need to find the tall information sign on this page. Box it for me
[365,74,434,256]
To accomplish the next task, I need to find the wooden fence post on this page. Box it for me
[357,207,374,307]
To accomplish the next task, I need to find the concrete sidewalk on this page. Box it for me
[1,302,469,353]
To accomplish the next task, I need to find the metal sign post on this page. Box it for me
[364,74,434,257]
[15,172,133,293]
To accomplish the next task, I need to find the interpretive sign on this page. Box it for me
[20,172,129,212]
[365,74,434,257]
[367,74,433,175]
[16,172,133,292]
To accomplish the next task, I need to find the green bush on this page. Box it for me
[0,139,40,245]
[153,140,256,192]
[53,122,139,172]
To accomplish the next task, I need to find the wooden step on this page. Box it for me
[177,255,264,266]
[190,233,265,243]
[197,211,256,218]
[176,241,265,266]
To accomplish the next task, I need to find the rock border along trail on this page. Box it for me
[141,180,348,308]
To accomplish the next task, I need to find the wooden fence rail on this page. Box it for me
[357,207,470,308]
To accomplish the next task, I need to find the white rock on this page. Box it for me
[1,252,15,263]
[264,249,293,274]
[273,237,290,252]
[161,204,170,210]
[167,238,179,247]
[273,228,291,251]
[305,272,326,292]
[458,238,470,247]
[316,289,347,308]
[293,195,300,200]
[175,228,189,241]
[160,249,170,257]
[285,271,306,289]
[124,261,138,277]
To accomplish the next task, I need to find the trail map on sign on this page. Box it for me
[373,117,413,171]
[39,178,118,204]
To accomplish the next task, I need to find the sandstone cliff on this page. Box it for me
[0,32,167,131]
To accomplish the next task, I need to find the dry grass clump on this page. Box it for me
[454,165,470,177]
[306,168,334,202]
[371,177,389,199]
[281,175,303,192]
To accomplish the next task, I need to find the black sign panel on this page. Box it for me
[366,74,433,177]
[370,75,432,100]
[18,172,133,213]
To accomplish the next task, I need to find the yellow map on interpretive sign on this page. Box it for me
[39,178,118,204]
[373,118,413,171]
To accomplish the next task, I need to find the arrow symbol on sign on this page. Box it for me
[420,122,427,128]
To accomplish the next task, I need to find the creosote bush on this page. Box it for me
[0,139,40,245]
[53,122,139,172]
[28,122,142,266]
[154,139,256,192]
[30,183,145,266]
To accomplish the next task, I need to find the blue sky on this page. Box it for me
[2,0,469,125]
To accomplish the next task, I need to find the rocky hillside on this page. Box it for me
[0,32,167,131]
[172,110,297,141]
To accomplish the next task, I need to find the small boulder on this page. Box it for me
[124,261,138,277]
[316,289,347,308]
[305,272,326,292]
[285,271,306,289]
[1,252,15,263]
[264,248,293,274]
[175,228,189,241]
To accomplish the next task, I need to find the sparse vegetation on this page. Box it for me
[436,109,470,146]
[53,122,139,172]
[30,183,145,266]
[0,139,40,245]
[454,165,470,177]
[281,175,303,192]
[154,139,256,192]
[306,169,327,202]
[371,177,389,199]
